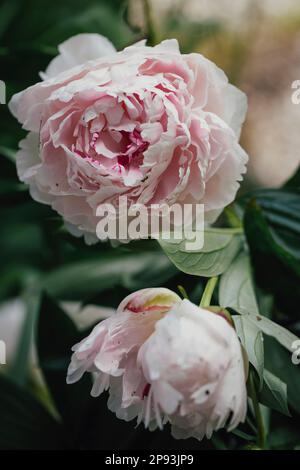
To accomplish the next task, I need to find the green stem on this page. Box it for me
[249,372,266,449]
[200,277,218,308]
[224,204,243,229]
[143,0,158,46]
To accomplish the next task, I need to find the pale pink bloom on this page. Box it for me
[67,289,247,439]
[10,34,247,243]
[66,288,180,424]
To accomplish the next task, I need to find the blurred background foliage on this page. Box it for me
[0,0,300,450]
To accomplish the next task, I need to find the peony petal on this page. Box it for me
[43,34,116,79]
[15,132,41,183]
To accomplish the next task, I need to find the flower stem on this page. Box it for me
[142,0,159,46]
[224,204,243,229]
[249,371,266,449]
[199,277,218,308]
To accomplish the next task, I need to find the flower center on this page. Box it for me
[73,114,149,184]
[142,383,151,398]
[117,129,148,169]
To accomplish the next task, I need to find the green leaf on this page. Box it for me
[264,336,300,414]
[239,312,299,354]
[258,370,290,417]
[9,280,41,385]
[233,315,264,387]
[0,374,66,450]
[158,228,243,277]
[243,189,300,316]
[220,252,299,353]
[219,253,259,315]
[43,251,177,300]
[232,429,256,441]
[244,194,300,275]
[0,145,16,162]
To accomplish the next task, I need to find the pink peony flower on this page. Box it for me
[10,34,248,242]
[67,288,247,439]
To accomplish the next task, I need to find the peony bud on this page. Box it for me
[67,290,247,439]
